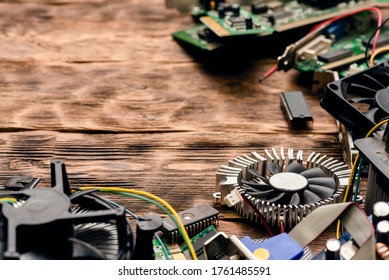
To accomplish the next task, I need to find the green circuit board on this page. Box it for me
[153,238,173,260]
[294,26,389,76]
[172,0,386,51]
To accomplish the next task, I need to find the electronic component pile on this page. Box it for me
[169,0,389,51]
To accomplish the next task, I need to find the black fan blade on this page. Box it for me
[245,187,274,198]
[349,83,377,97]
[299,167,326,178]
[248,169,269,184]
[289,192,300,205]
[286,161,306,173]
[265,192,285,203]
[69,237,106,259]
[307,184,334,200]
[268,162,282,175]
[303,189,322,204]
[241,179,271,191]
[349,97,374,105]
[74,222,120,260]
[362,74,386,90]
[307,177,336,189]
[248,168,261,177]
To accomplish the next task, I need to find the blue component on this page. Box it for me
[241,233,304,260]
[323,19,349,41]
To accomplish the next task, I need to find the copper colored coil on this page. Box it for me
[376,242,389,260]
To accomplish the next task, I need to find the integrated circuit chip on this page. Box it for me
[162,204,219,242]
[318,48,353,63]
[362,35,389,48]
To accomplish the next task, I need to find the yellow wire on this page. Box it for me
[0,197,17,204]
[78,186,198,260]
[369,45,389,66]
[336,119,389,238]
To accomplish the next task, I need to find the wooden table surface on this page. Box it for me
[0,0,348,257]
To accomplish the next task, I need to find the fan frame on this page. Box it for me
[320,61,389,139]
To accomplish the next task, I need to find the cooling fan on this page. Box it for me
[321,61,389,139]
[0,160,135,260]
[216,148,350,230]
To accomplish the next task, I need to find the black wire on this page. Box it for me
[365,16,389,67]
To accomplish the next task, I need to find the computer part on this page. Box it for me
[162,204,219,242]
[277,12,388,73]
[215,148,350,230]
[0,160,135,260]
[321,61,389,139]
[182,225,218,259]
[172,0,382,51]
[354,128,389,215]
[281,91,313,127]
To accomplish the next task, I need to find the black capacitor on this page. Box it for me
[245,17,253,30]
[132,215,163,260]
[218,5,226,18]
[376,220,389,246]
[267,14,276,25]
[372,201,389,228]
[231,3,240,17]
[325,238,341,260]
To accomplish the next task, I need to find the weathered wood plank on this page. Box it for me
[0,0,348,257]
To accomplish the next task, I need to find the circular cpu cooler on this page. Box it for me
[215,148,350,230]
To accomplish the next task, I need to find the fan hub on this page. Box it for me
[2,188,70,225]
[269,172,308,192]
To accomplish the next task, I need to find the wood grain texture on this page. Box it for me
[0,0,348,257]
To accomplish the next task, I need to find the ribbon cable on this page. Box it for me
[288,202,375,260]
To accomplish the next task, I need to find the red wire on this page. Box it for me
[241,194,274,237]
[279,221,285,234]
[259,63,278,82]
[260,7,383,81]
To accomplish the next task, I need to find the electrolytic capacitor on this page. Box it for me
[376,220,389,246]
[372,201,389,228]
[231,4,240,17]
[325,238,341,260]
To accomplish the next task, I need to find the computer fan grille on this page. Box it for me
[72,206,121,260]
[216,148,350,230]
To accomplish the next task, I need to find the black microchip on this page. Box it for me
[298,0,347,9]
[318,48,353,63]
[162,204,219,242]
[251,1,268,14]
[281,91,313,127]
[262,10,293,20]
[362,35,389,48]
[226,16,246,27]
